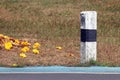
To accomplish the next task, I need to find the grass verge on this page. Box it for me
[0,0,119,67]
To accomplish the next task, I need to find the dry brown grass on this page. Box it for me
[0,38,80,67]
[0,0,119,67]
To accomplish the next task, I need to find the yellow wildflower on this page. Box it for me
[4,42,12,50]
[21,41,31,46]
[56,46,62,50]
[12,64,17,67]
[20,53,27,58]
[32,49,39,54]
[21,46,30,53]
[33,42,41,49]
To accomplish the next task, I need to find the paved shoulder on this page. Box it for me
[1,66,120,72]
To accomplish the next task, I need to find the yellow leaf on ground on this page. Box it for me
[12,64,18,67]
[14,39,20,45]
[32,49,39,54]
[20,53,27,58]
[4,36,10,39]
[56,46,62,50]
[21,46,30,53]
[33,42,41,49]
[4,42,12,50]
[21,41,31,46]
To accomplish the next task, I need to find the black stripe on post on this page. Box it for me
[81,29,96,42]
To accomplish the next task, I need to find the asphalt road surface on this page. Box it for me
[0,73,120,80]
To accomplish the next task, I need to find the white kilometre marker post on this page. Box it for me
[80,11,97,63]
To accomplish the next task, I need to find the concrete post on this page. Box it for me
[80,11,97,63]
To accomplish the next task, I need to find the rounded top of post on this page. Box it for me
[80,11,97,30]
[81,11,97,14]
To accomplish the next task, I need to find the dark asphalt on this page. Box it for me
[0,73,120,80]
